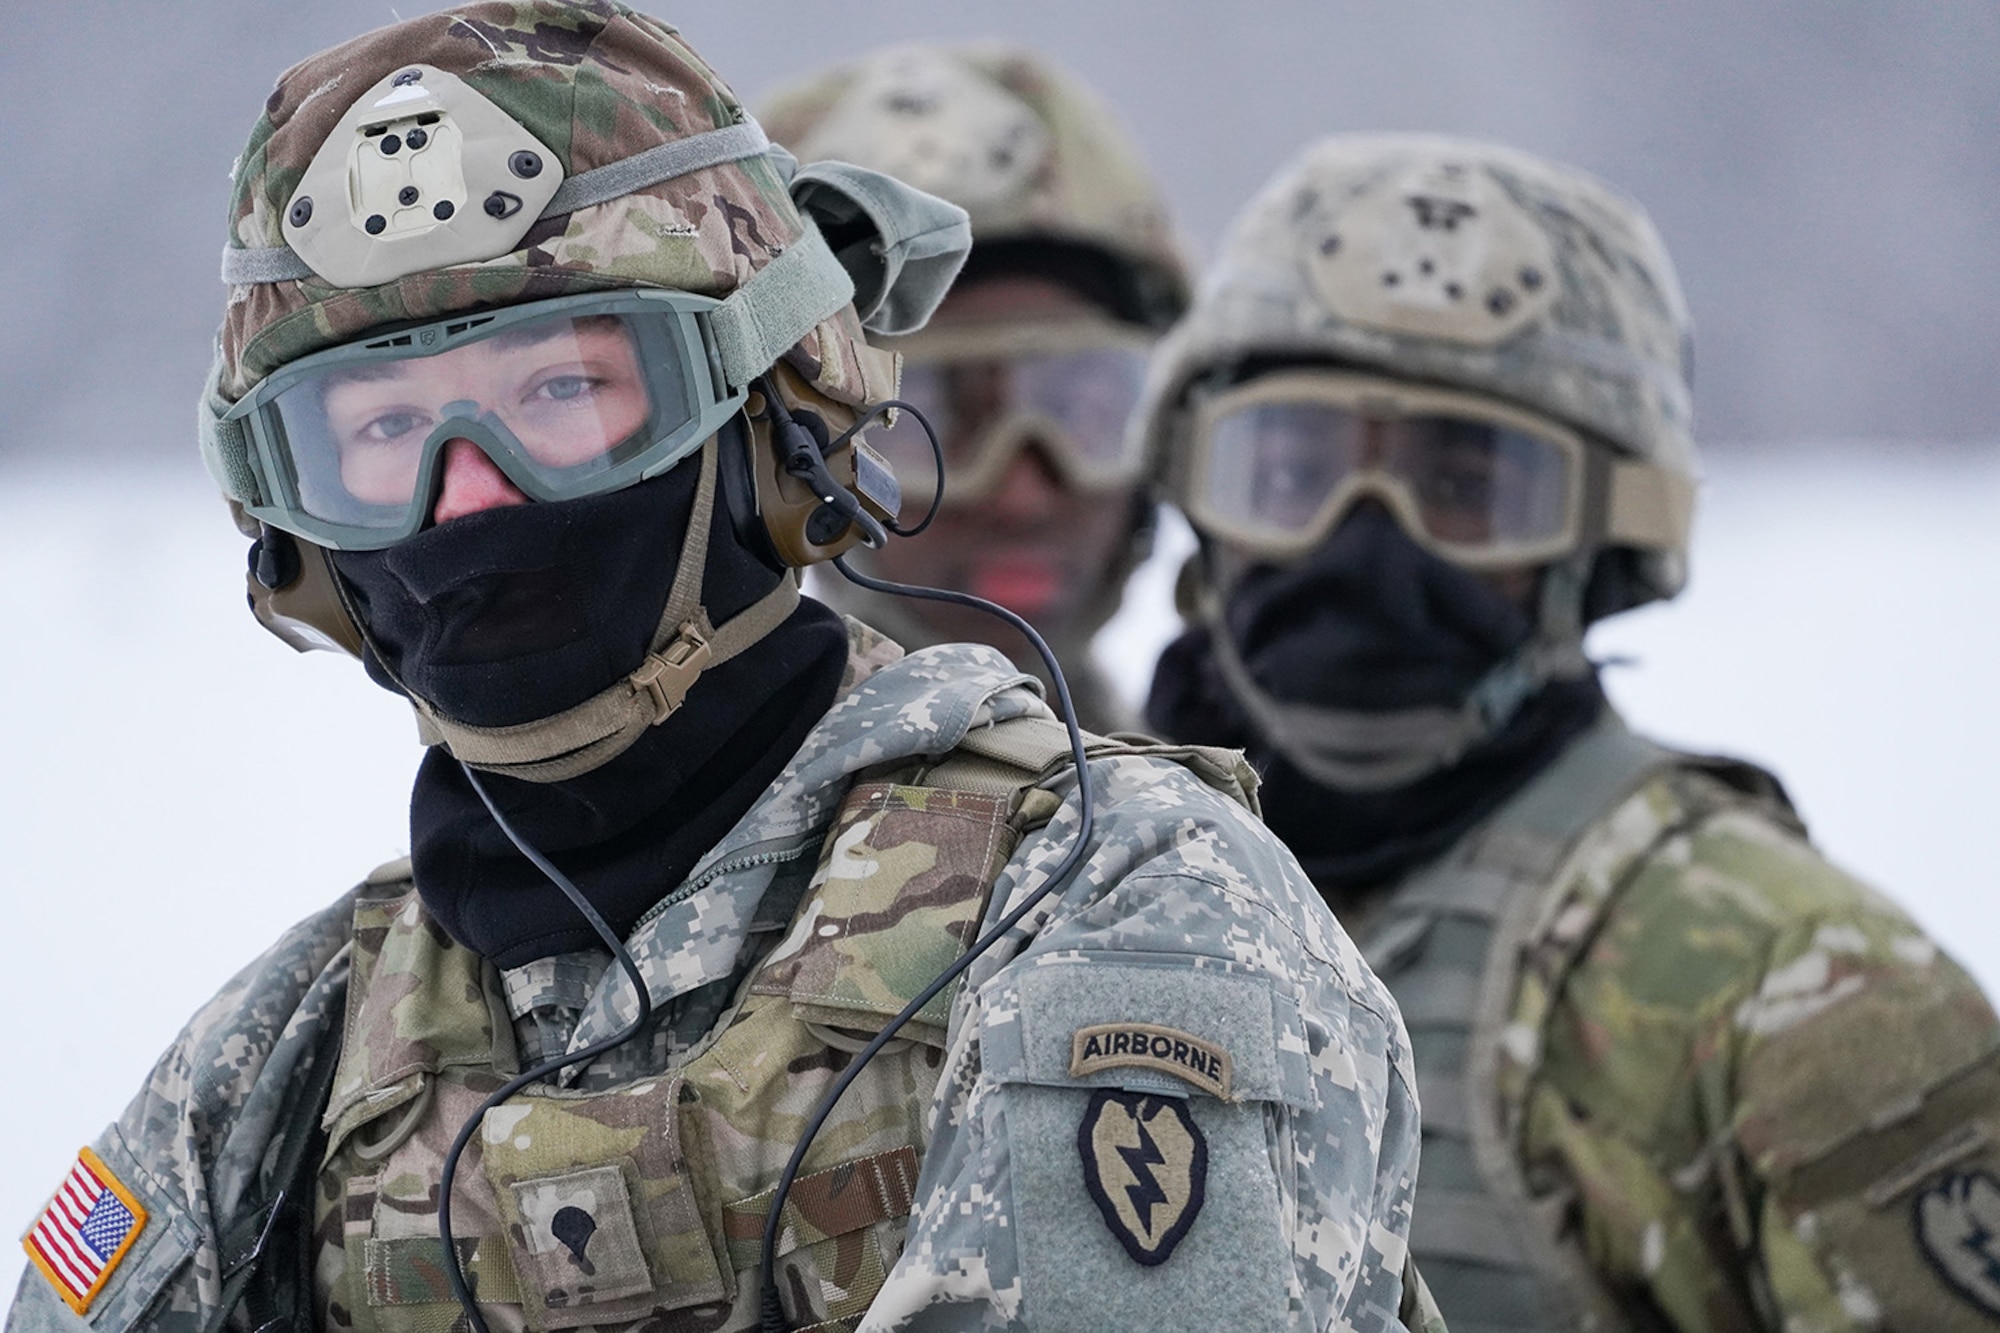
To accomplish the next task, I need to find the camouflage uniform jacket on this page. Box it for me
[1349,708,2000,1332]
[10,625,1429,1333]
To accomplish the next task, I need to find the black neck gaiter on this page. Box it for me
[331,467,849,967]
[1146,508,1604,897]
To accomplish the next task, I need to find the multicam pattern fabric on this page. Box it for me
[6,622,1432,1333]
[1486,747,2000,1330]
[213,1,889,416]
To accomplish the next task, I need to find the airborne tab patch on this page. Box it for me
[1071,1022,1233,1099]
[1077,1090,1207,1266]
[23,1148,148,1315]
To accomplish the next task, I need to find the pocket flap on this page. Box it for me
[981,955,1315,1108]
[755,782,1018,1042]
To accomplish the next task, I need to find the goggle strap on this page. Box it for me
[200,362,261,505]
[1603,459,1695,551]
[708,218,855,390]
[219,120,776,287]
[410,440,797,782]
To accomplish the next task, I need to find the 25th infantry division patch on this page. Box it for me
[1913,1170,2000,1315]
[1077,1089,1208,1265]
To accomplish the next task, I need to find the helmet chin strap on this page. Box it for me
[1199,553,1594,793]
[365,438,800,784]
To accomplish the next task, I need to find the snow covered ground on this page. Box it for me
[0,443,1994,1296]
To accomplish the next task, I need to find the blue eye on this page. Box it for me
[365,411,430,443]
[536,376,595,403]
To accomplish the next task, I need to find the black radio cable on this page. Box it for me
[756,556,1098,1332]
[435,765,658,1333]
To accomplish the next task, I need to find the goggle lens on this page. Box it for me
[1200,398,1577,559]
[869,343,1150,498]
[234,295,725,548]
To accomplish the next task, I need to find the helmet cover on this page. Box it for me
[214,1,890,417]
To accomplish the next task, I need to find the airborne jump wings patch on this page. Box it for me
[23,1148,148,1315]
[1077,1089,1207,1266]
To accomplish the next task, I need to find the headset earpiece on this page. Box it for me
[244,528,367,657]
[739,363,901,568]
[718,414,787,574]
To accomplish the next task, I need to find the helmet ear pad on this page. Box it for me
[243,522,367,657]
[718,413,786,574]
[721,363,902,572]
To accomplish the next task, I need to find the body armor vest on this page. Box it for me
[312,776,1042,1333]
[1355,715,1790,1333]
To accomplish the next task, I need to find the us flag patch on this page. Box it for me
[22,1148,148,1314]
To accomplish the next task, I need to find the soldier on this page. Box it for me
[8,11,1442,1333]
[759,45,1191,732]
[1137,133,2000,1330]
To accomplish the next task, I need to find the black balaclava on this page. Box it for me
[332,451,849,967]
[1147,503,1603,895]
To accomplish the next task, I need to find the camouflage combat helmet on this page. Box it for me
[196,0,968,780]
[201,3,938,435]
[761,42,1191,330]
[1140,133,1698,616]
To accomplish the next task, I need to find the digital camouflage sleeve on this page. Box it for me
[1502,764,2000,1330]
[859,741,1429,1332]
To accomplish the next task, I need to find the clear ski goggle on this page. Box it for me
[868,315,1154,502]
[222,290,747,550]
[1183,371,1592,569]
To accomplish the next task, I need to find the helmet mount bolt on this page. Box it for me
[399,186,420,206]
[484,191,523,219]
[381,134,402,155]
[404,127,429,150]
[508,150,543,179]
[433,200,455,220]
[364,214,387,235]
[288,197,313,227]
